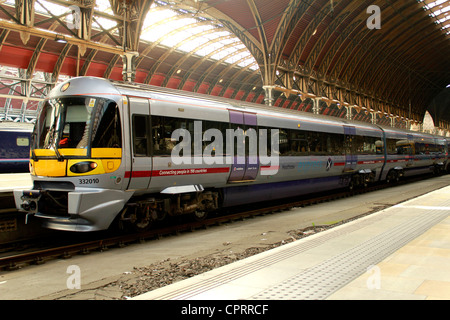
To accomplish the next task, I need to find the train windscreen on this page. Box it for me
[34,97,121,155]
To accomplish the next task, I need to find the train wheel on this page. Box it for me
[120,204,154,232]
[386,171,399,184]
[191,210,208,221]
[348,174,359,191]
[133,206,154,232]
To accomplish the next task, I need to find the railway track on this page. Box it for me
[0,174,443,272]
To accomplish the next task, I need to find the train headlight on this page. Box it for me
[70,161,98,173]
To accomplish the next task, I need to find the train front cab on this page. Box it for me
[14,78,133,232]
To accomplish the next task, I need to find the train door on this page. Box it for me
[127,96,152,190]
[344,125,357,172]
[227,110,259,182]
[406,134,414,167]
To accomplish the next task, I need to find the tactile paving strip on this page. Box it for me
[251,206,449,300]
[150,209,391,300]
[147,198,449,300]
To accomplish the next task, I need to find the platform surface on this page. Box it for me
[0,173,31,192]
[133,183,450,300]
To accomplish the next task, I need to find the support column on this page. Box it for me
[17,0,35,44]
[313,97,320,115]
[346,106,352,121]
[406,119,411,131]
[263,85,275,106]
[122,51,139,82]
[371,111,377,124]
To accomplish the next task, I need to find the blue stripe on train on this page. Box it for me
[222,175,343,207]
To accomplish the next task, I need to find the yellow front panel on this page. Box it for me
[31,148,122,176]
[34,149,88,157]
[91,148,122,158]
[101,159,122,173]
[32,159,67,177]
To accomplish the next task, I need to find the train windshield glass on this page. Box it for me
[35,97,121,153]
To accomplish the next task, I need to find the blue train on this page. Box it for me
[0,122,33,173]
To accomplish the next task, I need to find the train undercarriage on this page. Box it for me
[120,190,220,231]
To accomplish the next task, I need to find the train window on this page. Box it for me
[289,130,309,155]
[436,143,445,154]
[16,137,29,147]
[309,131,327,155]
[278,129,289,156]
[152,116,231,157]
[132,115,150,157]
[352,136,364,154]
[327,133,345,155]
[91,102,122,149]
[152,116,186,156]
[202,120,228,156]
[386,139,397,155]
[276,129,345,157]
[359,136,380,155]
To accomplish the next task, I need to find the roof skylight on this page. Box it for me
[141,2,259,71]
[419,0,450,34]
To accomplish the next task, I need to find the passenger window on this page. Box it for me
[152,116,186,156]
[16,137,29,147]
[92,102,122,148]
[133,115,150,156]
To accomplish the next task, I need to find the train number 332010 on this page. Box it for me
[79,178,100,185]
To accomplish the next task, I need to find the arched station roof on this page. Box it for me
[0,0,449,131]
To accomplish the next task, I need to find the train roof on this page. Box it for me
[111,78,440,138]
[52,77,446,140]
[110,79,381,132]
[0,121,34,132]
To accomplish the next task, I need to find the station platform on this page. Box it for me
[133,183,450,300]
[0,173,31,193]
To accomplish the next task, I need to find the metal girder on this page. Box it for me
[16,0,35,44]
[195,47,248,92]
[161,34,235,87]
[177,39,241,90]
[109,0,153,52]
[288,0,333,71]
[208,53,256,95]
[219,62,259,97]
[52,42,73,81]
[230,68,262,99]
[0,19,124,55]
[141,19,216,84]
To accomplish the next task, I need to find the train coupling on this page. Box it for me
[15,190,42,223]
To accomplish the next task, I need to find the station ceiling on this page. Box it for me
[0,0,449,127]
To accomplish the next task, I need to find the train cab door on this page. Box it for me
[127,96,152,190]
[227,110,259,183]
[343,125,357,172]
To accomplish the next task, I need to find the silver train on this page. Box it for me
[14,77,449,232]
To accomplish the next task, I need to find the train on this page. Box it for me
[0,121,33,173]
[13,77,449,232]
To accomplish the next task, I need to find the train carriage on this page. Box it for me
[13,77,448,232]
[0,121,33,173]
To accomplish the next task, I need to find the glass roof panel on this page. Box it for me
[419,0,450,35]
[140,2,259,70]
